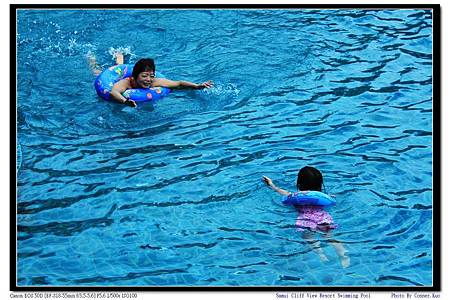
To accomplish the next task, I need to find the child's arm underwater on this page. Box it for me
[262,176,290,196]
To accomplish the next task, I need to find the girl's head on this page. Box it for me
[132,58,156,88]
[296,166,323,191]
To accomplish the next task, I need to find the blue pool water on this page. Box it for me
[16,8,434,287]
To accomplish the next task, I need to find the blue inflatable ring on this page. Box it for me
[282,191,336,207]
[94,64,171,102]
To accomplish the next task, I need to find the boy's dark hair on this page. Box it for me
[132,58,155,80]
[297,166,323,191]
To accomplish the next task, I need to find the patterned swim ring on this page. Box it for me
[94,64,171,102]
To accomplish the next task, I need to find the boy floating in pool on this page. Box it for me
[89,51,213,107]
[262,166,350,268]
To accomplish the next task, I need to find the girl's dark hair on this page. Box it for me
[296,166,323,191]
[132,58,155,80]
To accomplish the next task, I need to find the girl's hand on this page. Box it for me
[262,176,273,187]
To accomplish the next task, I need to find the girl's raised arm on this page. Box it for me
[262,176,290,196]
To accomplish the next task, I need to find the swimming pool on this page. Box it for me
[15,7,435,287]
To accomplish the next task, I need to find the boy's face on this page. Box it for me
[136,71,155,88]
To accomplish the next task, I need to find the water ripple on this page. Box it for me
[73,267,189,284]
[18,205,117,236]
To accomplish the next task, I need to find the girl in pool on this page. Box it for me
[88,51,213,107]
[262,166,350,268]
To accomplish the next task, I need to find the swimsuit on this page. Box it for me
[295,206,337,232]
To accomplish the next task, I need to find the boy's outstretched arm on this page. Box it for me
[262,176,290,196]
[153,78,214,89]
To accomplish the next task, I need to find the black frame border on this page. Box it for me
[11,3,441,292]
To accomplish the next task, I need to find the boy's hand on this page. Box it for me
[197,80,214,89]
[262,176,273,187]
[124,99,137,108]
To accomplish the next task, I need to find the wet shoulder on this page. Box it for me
[113,77,132,90]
